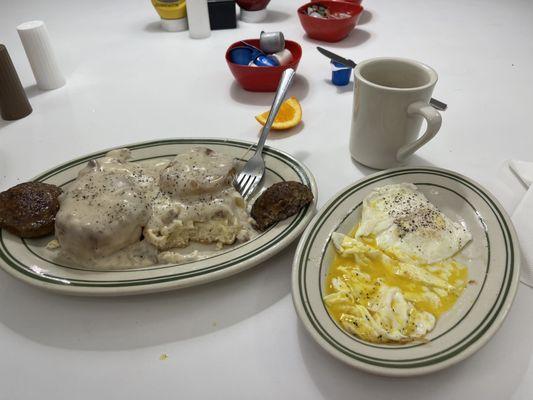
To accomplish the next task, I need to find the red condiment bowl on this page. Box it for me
[298,1,363,42]
[225,39,302,92]
[236,0,271,11]
[332,0,362,4]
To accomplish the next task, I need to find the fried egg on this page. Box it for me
[356,183,472,264]
[323,184,471,344]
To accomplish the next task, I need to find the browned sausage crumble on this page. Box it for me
[251,181,313,231]
[0,182,62,238]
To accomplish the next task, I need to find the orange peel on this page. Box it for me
[255,96,302,130]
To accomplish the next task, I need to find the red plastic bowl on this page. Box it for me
[332,0,362,4]
[225,39,302,92]
[236,0,271,11]
[298,1,363,42]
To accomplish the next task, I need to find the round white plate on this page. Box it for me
[292,167,520,377]
[0,138,317,296]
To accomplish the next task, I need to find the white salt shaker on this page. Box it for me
[186,0,211,39]
[17,21,65,90]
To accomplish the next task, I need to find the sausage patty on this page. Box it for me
[0,182,62,238]
[251,181,313,231]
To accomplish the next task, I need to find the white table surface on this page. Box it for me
[1,0,533,398]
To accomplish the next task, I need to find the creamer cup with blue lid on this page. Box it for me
[331,60,352,86]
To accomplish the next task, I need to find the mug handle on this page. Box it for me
[396,101,442,163]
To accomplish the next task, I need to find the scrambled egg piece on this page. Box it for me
[143,147,254,251]
[323,232,468,344]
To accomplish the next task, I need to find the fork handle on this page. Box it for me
[256,68,296,155]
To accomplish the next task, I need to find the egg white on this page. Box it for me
[355,183,472,264]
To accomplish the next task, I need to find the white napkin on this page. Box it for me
[509,160,533,287]
[510,160,533,186]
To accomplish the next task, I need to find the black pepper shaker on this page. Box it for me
[0,44,32,121]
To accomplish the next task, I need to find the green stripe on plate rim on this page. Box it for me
[317,184,491,351]
[0,206,309,286]
[297,168,514,368]
[0,138,312,287]
[33,139,273,182]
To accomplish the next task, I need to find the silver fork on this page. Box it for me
[234,68,296,199]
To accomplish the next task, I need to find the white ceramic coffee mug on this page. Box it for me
[350,57,442,169]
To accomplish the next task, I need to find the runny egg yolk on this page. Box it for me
[324,231,468,343]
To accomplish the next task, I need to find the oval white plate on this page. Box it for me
[292,167,520,377]
[0,138,317,296]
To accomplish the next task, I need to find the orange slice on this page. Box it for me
[255,96,302,130]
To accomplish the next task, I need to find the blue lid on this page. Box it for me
[230,46,255,65]
[253,55,280,67]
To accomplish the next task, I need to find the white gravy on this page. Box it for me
[53,147,255,269]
